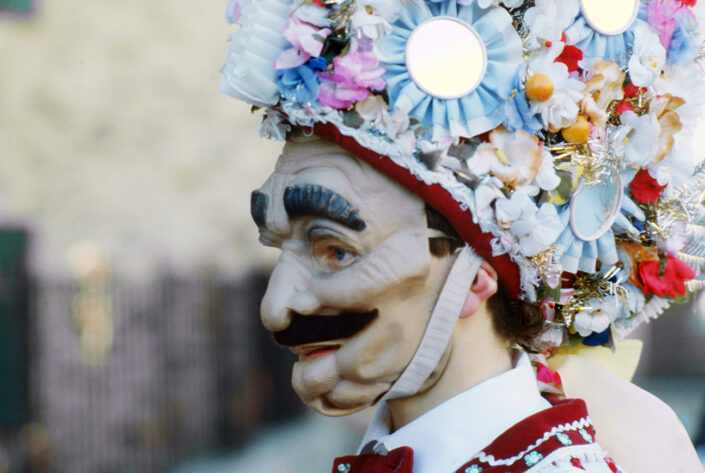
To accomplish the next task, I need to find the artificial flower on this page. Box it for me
[535,362,563,387]
[667,10,701,65]
[260,110,291,141]
[468,127,559,192]
[556,44,584,73]
[637,254,696,298]
[653,64,704,133]
[649,93,684,163]
[624,83,648,98]
[649,130,695,187]
[613,111,661,167]
[473,176,506,232]
[628,26,667,87]
[580,60,626,127]
[355,95,416,154]
[527,43,585,131]
[647,0,687,49]
[317,51,385,109]
[477,0,524,8]
[524,0,580,44]
[631,168,666,203]
[573,295,622,337]
[278,59,323,104]
[350,2,402,40]
[495,191,564,256]
[275,19,331,70]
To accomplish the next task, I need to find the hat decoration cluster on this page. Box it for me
[222,0,705,352]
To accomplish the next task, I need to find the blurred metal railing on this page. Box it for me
[17,270,301,473]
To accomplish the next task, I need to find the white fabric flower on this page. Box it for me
[523,0,580,44]
[653,64,705,134]
[649,131,695,188]
[613,111,660,167]
[260,110,291,141]
[495,191,564,256]
[477,0,524,9]
[474,177,505,231]
[351,2,402,40]
[466,127,559,193]
[628,26,667,87]
[528,43,585,131]
[573,295,622,337]
[534,148,561,192]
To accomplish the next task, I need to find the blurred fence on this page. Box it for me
[3,270,303,473]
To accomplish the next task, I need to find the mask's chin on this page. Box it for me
[303,381,392,417]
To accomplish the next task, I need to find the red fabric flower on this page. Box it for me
[624,83,648,98]
[630,169,666,203]
[615,101,634,114]
[556,45,584,73]
[637,255,696,298]
[679,0,696,7]
[332,447,414,473]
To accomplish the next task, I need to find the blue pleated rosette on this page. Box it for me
[377,0,523,142]
[565,2,648,63]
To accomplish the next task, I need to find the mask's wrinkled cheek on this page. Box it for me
[311,227,432,308]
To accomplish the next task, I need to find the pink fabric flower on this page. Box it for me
[317,52,385,109]
[274,19,331,70]
[647,0,689,49]
[535,362,563,387]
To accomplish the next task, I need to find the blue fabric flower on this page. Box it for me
[565,3,648,63]
[668,11,700,66]
[378,0,523,141]
[582,328,611,346]
[277,58,326,105]
[500,66,543,135]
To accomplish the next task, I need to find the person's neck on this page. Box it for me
[387,304,513,431]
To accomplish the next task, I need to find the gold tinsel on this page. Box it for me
[555,267,627,329]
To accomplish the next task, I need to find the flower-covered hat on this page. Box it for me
[221,0,705,352]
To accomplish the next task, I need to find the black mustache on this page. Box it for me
[272,310,378,347]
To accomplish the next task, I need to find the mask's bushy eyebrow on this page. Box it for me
[251,191,268,227]
[283,185,366,232]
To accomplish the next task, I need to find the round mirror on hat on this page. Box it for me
[405,16,488,100]
[580,0,640,35]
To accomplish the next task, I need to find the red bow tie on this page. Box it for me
[332,446,414,473]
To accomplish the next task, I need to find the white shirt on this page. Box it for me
[358,352,551,473]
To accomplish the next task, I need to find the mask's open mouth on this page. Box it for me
[272,309,378,347]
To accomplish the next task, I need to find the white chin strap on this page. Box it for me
[383,245,484,401]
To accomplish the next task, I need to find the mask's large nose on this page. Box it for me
[260,251,321,332]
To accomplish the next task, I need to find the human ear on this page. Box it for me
[459,262,498,319]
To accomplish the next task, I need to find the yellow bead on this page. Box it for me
[561,116,591,144]
[525,74,554,102]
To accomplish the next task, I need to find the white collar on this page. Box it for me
[358,351,551,473]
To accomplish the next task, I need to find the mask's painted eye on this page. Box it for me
[311,238,358,271]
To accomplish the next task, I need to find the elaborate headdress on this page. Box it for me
[221,0,705,353]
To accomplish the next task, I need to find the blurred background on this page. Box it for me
[0,1,703,472]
